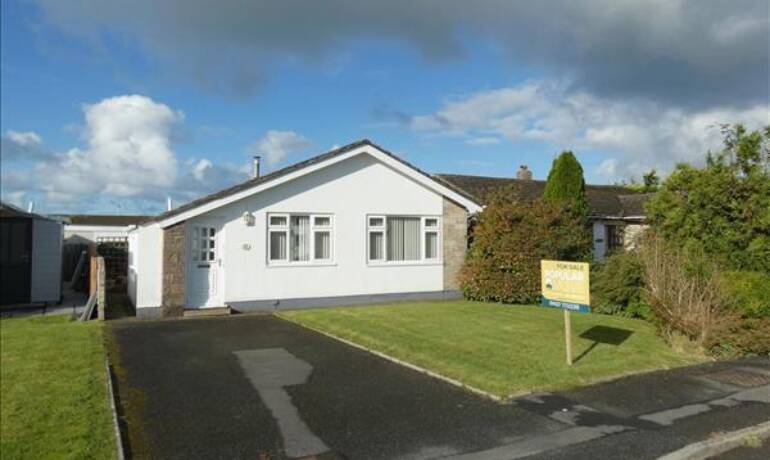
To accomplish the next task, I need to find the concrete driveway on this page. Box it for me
[109,314,563,459]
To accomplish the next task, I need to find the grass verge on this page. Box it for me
[279,301,702,398]
[0,316,116,460]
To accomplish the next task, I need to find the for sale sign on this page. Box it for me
[540,260,590,313]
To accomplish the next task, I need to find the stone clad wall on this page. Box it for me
[442,198,468,292]
[161,222,186,316]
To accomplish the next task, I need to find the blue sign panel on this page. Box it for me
[541,297,591,314]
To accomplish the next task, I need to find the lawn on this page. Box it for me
[279,301,702,398]
[0,316,116,460]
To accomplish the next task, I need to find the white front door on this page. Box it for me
[187,224,222,308]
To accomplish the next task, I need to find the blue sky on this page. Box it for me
[2,0,768,214]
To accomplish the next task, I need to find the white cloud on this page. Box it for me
[33,95,182,203]
[250,130,312,166]
[1,95,306,213]
[1,130,47,161]
[7,131,42,146]
[192,158,213,181]
[596,158,618,177]
[412,79,770,179]
[466,136,502,146]
[175,157,249,202]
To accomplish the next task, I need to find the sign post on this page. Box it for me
[540,260,590,366]
[564,309,572,365]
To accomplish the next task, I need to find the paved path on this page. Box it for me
[109,314,770,459]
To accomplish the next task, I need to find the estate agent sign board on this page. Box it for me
[540,260,591,365]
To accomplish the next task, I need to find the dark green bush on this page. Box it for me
[710,317,770,356]
[591,251,651,319]
[719,271,770,318]
[460,196,591,304]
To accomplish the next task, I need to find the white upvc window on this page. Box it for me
[268,213,334,265]
[367,215,441,264]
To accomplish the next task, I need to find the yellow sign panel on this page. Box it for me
[540,260,590,313]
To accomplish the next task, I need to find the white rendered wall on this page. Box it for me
[188,153,446,304]
[64,225,129,243]
[131,223,163,308]
[623,223,647,249]
[30,218,62,303]
[127,231,138,307]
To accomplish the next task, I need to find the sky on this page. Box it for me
[1,0,768,215]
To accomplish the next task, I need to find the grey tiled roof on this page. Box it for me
[618,193,654,217]
[0,201,55,221]
[434,174,646,217]
[151,139,479,223]
[56,215,152,226]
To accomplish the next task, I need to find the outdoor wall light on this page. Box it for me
[242,211,255,226]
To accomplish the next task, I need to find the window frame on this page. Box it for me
[606,224,625,253]
[267,212,335,266]
[367,214,442,266]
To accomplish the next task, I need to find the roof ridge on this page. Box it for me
[150,139,374,222]
[435,173,635,192]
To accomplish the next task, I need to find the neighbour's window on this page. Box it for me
[367,216,441,263]
[607,224,625,253]
[268,213,333,264]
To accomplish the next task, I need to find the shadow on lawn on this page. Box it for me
[574,326,634,363]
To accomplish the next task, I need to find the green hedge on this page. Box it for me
[460,196,591,303]
[720,271,770,318]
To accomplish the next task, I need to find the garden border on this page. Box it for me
[105,358,126,460]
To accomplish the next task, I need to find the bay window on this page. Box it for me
[268,213,333,264]
[368,215,441,264]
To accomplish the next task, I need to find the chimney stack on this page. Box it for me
[252,156,261,178]
[166,197,173,211]
[27,201,35,213]
[516,165,533,180]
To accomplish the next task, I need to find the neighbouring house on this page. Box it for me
[0,202,62,306]
[434,170,651,260]
[128,140,482,318]
[54,214,151,245]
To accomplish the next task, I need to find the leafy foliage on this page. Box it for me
[591,251,651,319]
[719,271,770,319]
[645,125,770,273]
[711,317,770,356]
[638,235,738,348]
[460,194,591,303]
[543,150,589,217]
[617,169,661,193]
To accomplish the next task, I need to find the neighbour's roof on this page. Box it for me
[618,193,654,217]
[434,174,646,218]
[0,201,54,221]
[151,139,479,223]
[58,215,152,226]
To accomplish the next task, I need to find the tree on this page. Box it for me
[460,193,591,303]
[543,150,588,217]
[641,169,660,192]
[645,124,770,273]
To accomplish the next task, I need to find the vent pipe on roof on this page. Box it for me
[27,201,35,213]
[516,165,533,180]
[166,197,173,211]
[252,156,261,178]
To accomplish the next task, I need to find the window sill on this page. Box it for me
[367,261,442,267]
[267,261,337,268]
